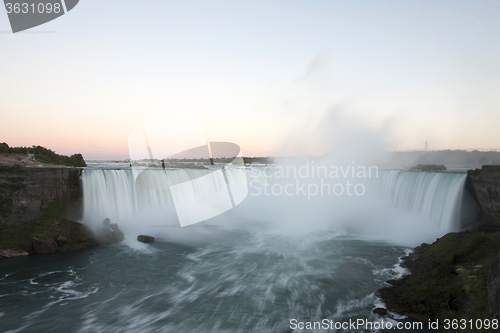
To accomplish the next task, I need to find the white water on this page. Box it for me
[377,171,468,230]
[81,168,476,247]
[81,168,249,241]
[1,168,478,332]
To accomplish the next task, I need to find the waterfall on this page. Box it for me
[81,168,478,242]
[377,171,470,230]
[81,169,173,227]
[81,168,248,228]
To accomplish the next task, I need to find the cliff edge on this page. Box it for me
[0,166,123,258]
[0,166,82,224]
[466,166,500,225]
[380,224,500,326]
[380,166,500,330]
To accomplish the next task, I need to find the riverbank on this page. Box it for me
[0,202,125,258]
[0,203,99,257]
[379,166,500,329]
[0,164,123,258]
[0,165,83,224]
[380,224,500,324]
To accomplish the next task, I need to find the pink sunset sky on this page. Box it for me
[1,1,499,160]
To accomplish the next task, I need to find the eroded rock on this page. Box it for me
[0,249,29,257]
[488,252,500,319]
[373,307,387,315]
[31,236,57,253]
[137,235,155,243]
[57,235,67,245]
[94,218,125,244]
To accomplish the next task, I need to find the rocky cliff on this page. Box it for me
[466,166,500,225]
[0,166,124,256]
[379,167,500,329]
[0,166,82,224]
[380,224,500,326]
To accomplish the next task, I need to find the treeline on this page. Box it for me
[159,157,274,164]
[392,150,500,167]
[0,143,87,167]
[411,164,447,171]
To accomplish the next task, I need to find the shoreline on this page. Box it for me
[378,166,500,329]
[2,160,500,330]
[380,224,500,324]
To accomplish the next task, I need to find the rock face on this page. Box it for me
[137,235,155,243]
[94,218,125,245]
[30,236,58,254]
[0,167,110,256]
[1,214,100,255]
[380,225,500,324]
[0,167,83,224]
[466,166,500,319]
[488,252,500,319]
[57,235,67,245]
[373,307,387,315]
[466,166,500,225]
[0,249,29,257]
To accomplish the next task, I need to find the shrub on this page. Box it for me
[0,142,8,153]
[1,143,87,167]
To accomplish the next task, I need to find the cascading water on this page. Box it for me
[81,168,249,231]
[377,171,469,230]
[2,166,480,332]
[81,168,475,238]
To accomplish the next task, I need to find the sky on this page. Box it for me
[1,0,499,159]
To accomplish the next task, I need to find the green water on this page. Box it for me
[0,226,420,332]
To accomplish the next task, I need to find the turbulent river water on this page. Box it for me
[0,165,479,332]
